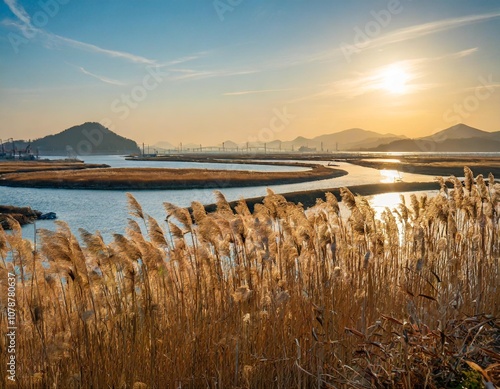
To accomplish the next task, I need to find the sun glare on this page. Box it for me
[378,64,410,94]
[380,169,403,183]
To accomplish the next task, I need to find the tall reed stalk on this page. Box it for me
[1,167,498,388]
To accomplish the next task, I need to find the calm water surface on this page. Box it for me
[1,155,437,239]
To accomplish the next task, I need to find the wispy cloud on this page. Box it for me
[53,34,156,65]
[76,66,126,86]
[296,49,476,102]
[370,12,500,48]
[3,0,157,65]
[224,88,294,96]
[463,83,500,92]
[158,12,497,80]
[396,47,478,67]
[2,1,251,83]
[169,68,258,82]
[449,47,479,58]
[4,0,30,24]
[305,12,500,63]
[159,55,204,67]
[169,69,213,81]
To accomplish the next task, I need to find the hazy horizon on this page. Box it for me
[6,121,499,149]
[1,0,499,145]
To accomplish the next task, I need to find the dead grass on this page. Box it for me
[0,166,498,388]
[349,156,500,177]
[0,161,108,175]
[0,166,345,189]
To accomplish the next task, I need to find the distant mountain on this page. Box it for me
[278,128,404,151]
[419,123,499,142]
[149,123,498,154]
[153,141,175,151]
[32,122,140,155]
[316,128,397,145]
[371,137,500,152]
[368,123,500,152]
[344,135,407,150]
[151,128,405,153]
[220,140,239,149]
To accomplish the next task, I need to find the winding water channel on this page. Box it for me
[1,155,436,239]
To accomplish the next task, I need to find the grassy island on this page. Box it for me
[0,164,346,190]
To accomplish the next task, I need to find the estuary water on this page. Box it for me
[1,155,436,239]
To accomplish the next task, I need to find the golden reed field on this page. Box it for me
[1,167,499,388]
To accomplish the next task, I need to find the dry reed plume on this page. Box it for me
[1,167,499,388]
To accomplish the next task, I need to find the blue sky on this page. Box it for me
[1,0,499,145]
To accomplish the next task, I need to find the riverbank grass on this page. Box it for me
[1,167,498,388]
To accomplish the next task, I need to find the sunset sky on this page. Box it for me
[1,0,499,146]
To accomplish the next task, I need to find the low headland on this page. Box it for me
[0,205,41,229]
[202,181,441,213]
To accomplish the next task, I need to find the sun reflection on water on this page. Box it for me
[380,169,403,183]
[369,192,403,218]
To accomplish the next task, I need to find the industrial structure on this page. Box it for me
[0,139,38,160]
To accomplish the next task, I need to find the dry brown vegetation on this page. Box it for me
[0,165,345,190]
[0,161,108,175]
[1,167,499,388]
[0,205,41,230]
[348,156,500,177]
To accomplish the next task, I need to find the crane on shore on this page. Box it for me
[18,140,35,160]
[0,138,14,159]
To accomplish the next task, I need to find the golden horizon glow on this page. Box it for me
[1,3,499,144]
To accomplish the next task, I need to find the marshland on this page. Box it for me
[3,0,500,387]
[0,160,109,175]
[0,164,344,190]
[347,156,500,178]
[0,157,438,235]
[1,166,499,388]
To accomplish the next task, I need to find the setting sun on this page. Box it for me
[378,64,411,94]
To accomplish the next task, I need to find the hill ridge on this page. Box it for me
[368,123,500,152]
[31,122,140,155]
